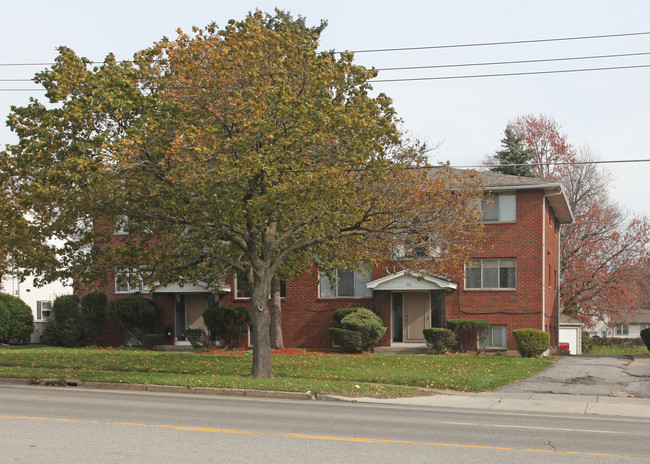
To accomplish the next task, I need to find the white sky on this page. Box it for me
[2,0,649,217]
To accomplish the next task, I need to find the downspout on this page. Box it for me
[541,195,546,332]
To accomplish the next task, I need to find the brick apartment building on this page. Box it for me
[100,171,573,351]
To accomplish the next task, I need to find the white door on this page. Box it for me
[559,327,580,355]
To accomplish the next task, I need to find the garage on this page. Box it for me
[559,314,584,355]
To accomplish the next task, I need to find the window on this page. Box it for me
[113,215,130,235]
[615,325,629,336]
[481,193,516,222]
[115,270,144,293]
[235,273,286,299]
[480,325,507,349]
[641,324,650,331]
[465,259,516,289]
[319,265,373,298]
[37,301,52,321]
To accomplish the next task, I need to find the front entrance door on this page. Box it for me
[404,292,429,342]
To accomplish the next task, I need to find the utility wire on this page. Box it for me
[376,51,650,72]
[2,30,650,67]
[349,31,650,54]
[371,63,650,82]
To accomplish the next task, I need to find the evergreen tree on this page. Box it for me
[491,126,536,177]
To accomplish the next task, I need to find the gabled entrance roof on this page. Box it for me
[152,281,231,293]
[366,270,457,292]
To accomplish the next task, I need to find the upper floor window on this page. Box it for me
[235,273,286,299]
[465,258,516,290]
[115,269,145,294]
[36,301,52,321]
[481,193,516,222]
[319,265,373,298]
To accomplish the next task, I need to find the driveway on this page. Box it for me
[498,355,650,398]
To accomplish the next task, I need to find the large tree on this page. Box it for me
[0,11,483,377]
[505,115,649,324]
[489,126,536,177]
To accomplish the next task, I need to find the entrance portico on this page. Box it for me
[366,270,457,344]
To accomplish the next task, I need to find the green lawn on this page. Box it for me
[0,347,552,398]
[586,345,649,356]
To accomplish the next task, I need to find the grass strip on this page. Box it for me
[0,347,552,398]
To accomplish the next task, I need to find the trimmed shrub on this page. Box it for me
[43,295,82,347]
[513,328,550,357]
[641,328,650,351]
[446,319,490,352]
[0,301,10,342]
[202,305,250,348]
[329,327,364,353]
[80,291,107,345]
[333,307,367,324]
[0,293,34,343]
[423,328,456,355]
[581,330,593,354]
[106,296,157,345]
[185,328,211,349]
[142,333,164,350]
[340,308,386,352]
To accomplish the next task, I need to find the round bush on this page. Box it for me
[329,327,364,353]
[0,301,10,342]
[333,307,367,324]
[446,319,490,352]
[46,294,82,347]
[202,305,250,348]
[0,293,34,342]
[423,328,456,354]
[641,328,650,351]
[340,308,386,352]
[513,328,550,357]
[106,296,157,345]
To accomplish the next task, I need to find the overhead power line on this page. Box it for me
[376,51,650,72]
[371,63,650,83]
[349,31,650,54]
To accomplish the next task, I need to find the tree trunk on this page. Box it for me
[270,276,284,349]
[250,270,274,378]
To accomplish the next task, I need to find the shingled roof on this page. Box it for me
[475,171,574,224]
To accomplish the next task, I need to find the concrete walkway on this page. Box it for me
[347,354,650,419]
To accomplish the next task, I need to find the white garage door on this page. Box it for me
[559,327,580,355]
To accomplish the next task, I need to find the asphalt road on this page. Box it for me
[2,384,650,463]
[498,355,650,398]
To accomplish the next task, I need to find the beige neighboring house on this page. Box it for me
[1,273,73,342]
[592,310,650,339]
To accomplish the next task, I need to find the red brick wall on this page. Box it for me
[446,189,550,349]
[95,187,563,350]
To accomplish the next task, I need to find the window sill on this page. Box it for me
[463,288,516,292]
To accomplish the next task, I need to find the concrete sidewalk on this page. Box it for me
[343,354,650,419]
[346,390,650,419]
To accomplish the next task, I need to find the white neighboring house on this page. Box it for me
[592,310,650,339]
[1,273,73,342]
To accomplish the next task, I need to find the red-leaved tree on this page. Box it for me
[508,115,650,325]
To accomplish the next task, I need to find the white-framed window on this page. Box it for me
[319,265,373,298]
[465,258,516,290]
[641,324,650,331]
[114,269,145,294]
[480,325,507,349]
[481,193,516,222]
[615,325,629,336]
[36,301,52,321]
[234,273,286,299]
